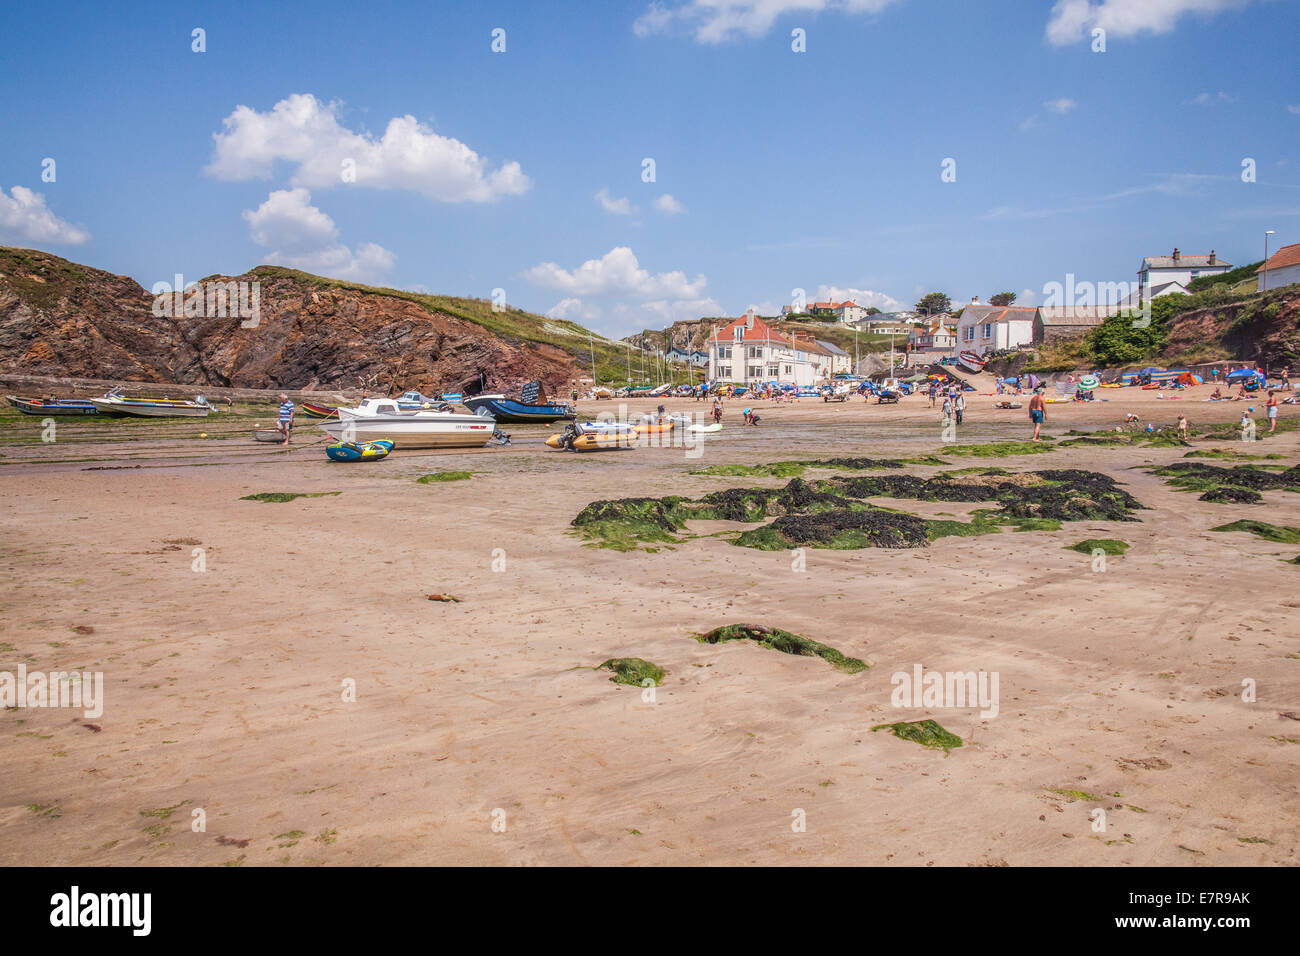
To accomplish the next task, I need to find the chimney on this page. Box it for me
[1209,250,1216,264]
[1173,247,1180,262]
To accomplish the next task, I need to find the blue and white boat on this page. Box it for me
[462,393,576,424]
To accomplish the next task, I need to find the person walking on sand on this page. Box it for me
[928,381,938,407]
[1177,414,1189,440]
[954,392,966,426]
[276,393,295,446]
[712,397,723,424]
[1028,388,1046,441]
[1282,367,1291,391]
[941,393,952,425]
[1266,390,1279,433]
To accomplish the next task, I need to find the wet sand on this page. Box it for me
[1,382,1297,865]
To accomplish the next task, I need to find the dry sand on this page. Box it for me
[1,381,1297,866]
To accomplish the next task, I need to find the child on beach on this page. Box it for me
[1266,390,1279,433]
[954,393,965,425]
[712,398,723,424]
[1177,415,1189,439]
[276,393,294,446]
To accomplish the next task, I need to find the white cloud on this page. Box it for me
[545,297,602,321]
[595,188,634,215]
[653,193,687,214]
[1046,0,1252,46]
[0,186,90,245]
[1019,116,1039,131]
[522,246,707,299]
[638,297,725,326]
[815,285,904,312]
[1288,105,1300,115]
[1187,91,1234,105]
[635,0,900,44]
[1017,288,1040,306]
[243,188,395,283]
[206,93,530,202]
[1045,97,1078,114]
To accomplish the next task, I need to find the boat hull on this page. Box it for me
[298,402,339,420]
[319,420,493,449]
[7,396,99,416]
[463,395,575,424]
[90,399,211,417]
[957,350,986,374]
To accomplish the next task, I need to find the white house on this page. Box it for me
[956,304,1037,355]
[1137,249,1231,301]
[707,313,816,386]
[1258,241,1300,291]
[908,314,957,351]
[833,301,870,325]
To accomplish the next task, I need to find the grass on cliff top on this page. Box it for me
[697,624,867,673]
[599,658,665,687]
[872,719,963,752]
[1208,520,1300,544]
[0,246,92,310]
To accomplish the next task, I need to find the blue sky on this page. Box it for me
[2,0,1298,337]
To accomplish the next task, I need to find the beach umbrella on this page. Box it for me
[1079,374,1099,390]
[1026,373,1040,389]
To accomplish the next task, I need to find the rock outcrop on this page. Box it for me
[0,247,612,393]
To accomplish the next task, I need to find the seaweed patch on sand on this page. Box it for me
[1067,538,1129,555]
[691,457,913,478]
[571,469,1144,550]
[1148,462,1300,501]
[599,658,665,686]
[696,624,867,673]
[417,471,471,483]
[872,719,963,752]
[240,491,342,503]
[939,441,1055,458]
[1208,520,1300,544]
[570,496,692,551]
[736,509,931,550]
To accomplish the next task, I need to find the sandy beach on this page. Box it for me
[2,382,1297,866]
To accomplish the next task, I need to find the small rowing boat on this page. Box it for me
[957,350,986,374]
[7,395,99,416]
[298,402,340,420]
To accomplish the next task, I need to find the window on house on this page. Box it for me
[748,346,762,359]
[718,346,731,359]
[983,323,992,338]
[747,365,762,379]
[718,365,731,378]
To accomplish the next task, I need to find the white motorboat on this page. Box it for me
[321,397,496,449]
[89,387,215,417]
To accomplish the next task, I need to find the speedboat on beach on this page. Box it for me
[321,398,496,449]
[89,387,216,417]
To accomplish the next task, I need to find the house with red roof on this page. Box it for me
[707,312,817,385]
[1258,241,1300,292]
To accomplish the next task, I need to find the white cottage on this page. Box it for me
[955,305,1037,355]
[1137,249,1231,301]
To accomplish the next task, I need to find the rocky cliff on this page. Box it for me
[0,247,621,393]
